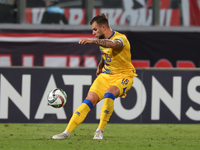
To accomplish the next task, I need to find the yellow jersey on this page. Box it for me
[100,31,137,76]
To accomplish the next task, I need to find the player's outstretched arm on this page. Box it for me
[79,38,123,48]
[94,39,123,48]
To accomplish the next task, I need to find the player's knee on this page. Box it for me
[104,92,115,100]
[105,86,120,97]
[85,92,99,106]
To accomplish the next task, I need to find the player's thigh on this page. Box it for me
[89,73,110,101]
[111,75,133,98]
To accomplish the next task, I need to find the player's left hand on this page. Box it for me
[96,67,102,76]
[79,38,94,45]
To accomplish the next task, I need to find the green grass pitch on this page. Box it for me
[0,123,200,150]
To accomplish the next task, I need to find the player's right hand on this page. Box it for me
[79,38,94,45]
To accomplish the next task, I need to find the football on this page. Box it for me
[47,88,67,108]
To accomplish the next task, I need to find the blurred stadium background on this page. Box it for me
[0,0,200,124]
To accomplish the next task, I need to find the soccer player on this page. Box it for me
[52,13,137,140]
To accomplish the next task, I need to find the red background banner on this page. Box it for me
[0,30,199,68]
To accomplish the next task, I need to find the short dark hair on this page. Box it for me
[90,13,109,27]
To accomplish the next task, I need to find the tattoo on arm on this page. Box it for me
[115,40,123,47]
[94,39,123,48]
[94,39,112,47]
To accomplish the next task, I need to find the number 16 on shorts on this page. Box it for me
[121,78,129,85]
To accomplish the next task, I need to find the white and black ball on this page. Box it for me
[47,88,67,108]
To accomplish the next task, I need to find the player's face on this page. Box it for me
[91,22,105,39]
